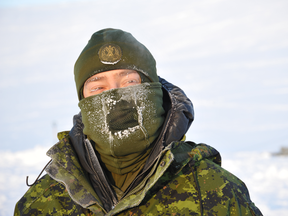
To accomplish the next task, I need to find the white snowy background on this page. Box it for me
[1,0,288,215]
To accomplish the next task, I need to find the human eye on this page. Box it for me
[90,86,103,92]
[84,82,106,96]
[127,79,139,84]
[122,78,140,87]
[121,72,141,87]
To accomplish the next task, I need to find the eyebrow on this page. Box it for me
[85,75,104,84]
[117,70,138,77]
[85,70,138,85]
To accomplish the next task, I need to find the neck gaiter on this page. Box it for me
[79,82,165,175]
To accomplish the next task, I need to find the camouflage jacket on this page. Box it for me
[14,77,262,215]
[14,131,262,215]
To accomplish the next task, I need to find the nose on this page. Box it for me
[108,81,120,90]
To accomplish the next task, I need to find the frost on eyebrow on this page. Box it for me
[85,70,138,86]
[117,71,141,84]
[118,70,138,77]
[84,75,104,86]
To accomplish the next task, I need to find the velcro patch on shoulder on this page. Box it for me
[188,143,221,166]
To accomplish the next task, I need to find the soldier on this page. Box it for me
[14,28,262,215]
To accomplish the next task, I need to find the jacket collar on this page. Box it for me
[45,131,220,215]
[45,132,107,214]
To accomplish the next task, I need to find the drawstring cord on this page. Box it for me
[26,159,52,187]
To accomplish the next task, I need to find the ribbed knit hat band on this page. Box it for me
[74,28,158,100]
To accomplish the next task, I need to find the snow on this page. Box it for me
[1,146,287,215]
[114,126,140,139]
[0,145,50,215]
[222,151,288,215]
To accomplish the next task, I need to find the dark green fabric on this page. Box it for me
[79,82,165,175]
[74,28,158,100]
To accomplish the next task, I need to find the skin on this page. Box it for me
[83,69,141,98]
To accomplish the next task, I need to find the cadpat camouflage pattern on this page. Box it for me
[14,132,262,215]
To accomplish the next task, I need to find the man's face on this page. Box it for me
[83,69,141,98]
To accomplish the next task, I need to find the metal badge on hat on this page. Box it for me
[98,43,122,65]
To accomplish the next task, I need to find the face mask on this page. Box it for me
[79,82,165,174]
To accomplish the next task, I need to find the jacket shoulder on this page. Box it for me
[124,141,262,215]
[169,141,221,170]
[14,174,62,215]
[14,174,92,215]
[196,156,262,215]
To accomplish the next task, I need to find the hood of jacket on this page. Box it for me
[158,76,194,146]
[140,76,194,171]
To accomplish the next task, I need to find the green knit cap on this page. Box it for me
[74,28,159,100]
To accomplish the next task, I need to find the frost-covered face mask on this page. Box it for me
[79,82,165,174]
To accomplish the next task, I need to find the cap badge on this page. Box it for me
[98,43,122,65]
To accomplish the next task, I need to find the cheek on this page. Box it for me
[83,86,95,98]
[83,83,94,97]
[83,88,88,98]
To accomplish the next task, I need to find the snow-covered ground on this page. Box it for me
[1,145,287,215]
